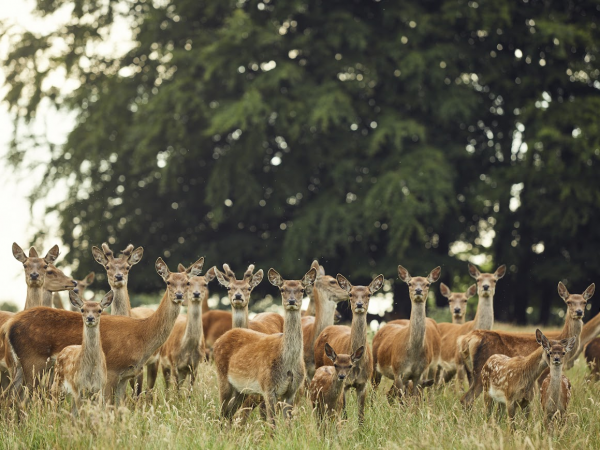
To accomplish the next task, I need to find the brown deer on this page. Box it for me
[569,307,600,369]
[372,266,441,398]
[213,267,316,427]
[440,282,477,325]
[460,282,593,408]
[52,272,95,310]
[540,337,574,426]
[314,273,384,424]
[301,261,349,382]
[160,264,216,389]
[52,290,113,415]
[482,329,576,423]
[585,338,600,381]
[309,343,364,420]
[12,243,62,309]
[3,257,202,405]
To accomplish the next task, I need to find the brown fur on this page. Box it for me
[540,339,573,426]
[214,267,316,427]
[584,337,600,381]
[574,307,600,364]
[4,257,201,404]
[52,272,95,310]
[372,266,441,398]
[460,282,593,408]
[314,273,384,424]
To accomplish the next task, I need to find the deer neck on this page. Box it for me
[581,311,600,348]
[42,290,54,307]
[407,301,426,353]
[521,347,547,389]
[111,286,132,317]
[452,316,465,325]
[281,308,303,367]
[560,316,582,340]
[201,297,209,314]
[312,286,338,346]
[472,295,494,330]
[350,311,368,353]
[80,322,104,376]
[24,284,44,310]
[140,292,182,362]
[232,307,249,329]
[306,289,316,316]
[182,302,203,349]
[548,364,563,400]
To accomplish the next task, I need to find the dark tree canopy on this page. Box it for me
[3,0,599,322]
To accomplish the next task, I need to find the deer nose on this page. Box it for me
[115,274,124,282]
[86,316,94,323]
[72,280,78,286]
[175,292,184,300]
[415,288,423,295]
[288,299,297,306]
[73,287,80,294]
[234,293,242,300]
[454,307,461,314]
[483,285,489,291]
[338,374,346,380]
[193,291,201,298]
[30,273,39,280]
[356,302,364,309]
[576,309,584,317]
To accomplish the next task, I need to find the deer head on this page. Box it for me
[13,243,60,288]
[468,263,506,298]
[156,257,204,304]
[336,273,384,314]
[440,283,477,321]
[91,243,143,289]
[536,329,577,367]
[69,290,114,328]
[398,266,441,303]
[311,260,349,303]
[215,264,263,310]
[268,267,317,311]
[178,263,215,304]
[557,282,595,320]
[73,272,95,295]
[324,343,365,381]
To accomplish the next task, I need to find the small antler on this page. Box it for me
[101,243,114,259]
[222,263,236,279]
[120,244,134,257]
[243,264,255,281]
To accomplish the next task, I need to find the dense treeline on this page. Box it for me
[2,0,599,323]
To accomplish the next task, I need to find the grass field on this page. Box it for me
[1,323,599,449]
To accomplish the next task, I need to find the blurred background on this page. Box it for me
[0,0,598,324]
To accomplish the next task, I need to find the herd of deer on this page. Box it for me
[0,241,598,430]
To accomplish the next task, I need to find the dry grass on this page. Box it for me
[1,324,599,449]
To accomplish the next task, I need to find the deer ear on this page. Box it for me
[557,282,570,301]
[466,284,477,298]
[369,275,384,294]
[351,346,365,363]
[69,290,84,309]
[536,329,549,350]
[92,246,108,266]
[84,272,95,285]
[28,247,39,258]
[301,268,317,288]
[583,283,595,301]
[440,283,451,298]
[468,263,480,279]
[397,265,411,283]
[205,266,216,283]
[562,336,578,353]
[494,264,506,280]
[324,343,336,363]
[155,258,170,281]
[427,267,441,283]
[336,274,352,293]
[44,245,60,264]
[178,263,186,273]
[12,243,27,263]
[186,257,205,278]
[128,247,144,265]
[268,269,283,287]
[214,268,230,288]
[99,290,114,310]
[250,269,264,289]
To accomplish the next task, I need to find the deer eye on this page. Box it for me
[187,282,190,286]
[47,271,54,275]
[167,281,170,285]
[81,309,84,313]
[98,310,102,314]
[44,265,49,269]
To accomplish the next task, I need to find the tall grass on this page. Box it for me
[1,324,599,449]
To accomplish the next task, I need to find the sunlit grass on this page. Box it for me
[0,324,599,449]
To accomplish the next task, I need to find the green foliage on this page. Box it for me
[2,0,599,322]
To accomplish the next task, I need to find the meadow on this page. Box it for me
[1,323,599,450]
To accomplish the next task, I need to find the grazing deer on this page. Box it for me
[4,257,202,405]
[585,338,600,382]
[301,261,349,382]
[214,267,316,427]
[540,337,575,426]
[314,273,384,424]
[12,243,62,309]
[482,329,576,423]
[160,264,216,389]
[309,343,364,420]
[372,266,442,398]
[52,291,113,415]
[460,282,593,408]
[52,272,95,310]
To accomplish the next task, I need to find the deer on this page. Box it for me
[585,338,600,382]
[213,267,316,427]
[482,329,576,423]
[3,257,202,405]
[309,343,364,420]
[160,264,216,390]
[372,266,441,399]
[12,243,63,309]
[313,273,384,424]
[52,272,95,310]
[52,290,113,416]
[540,336,575,426]
[568,305,600,369]
[460,282,594,408]
[301,261,349,382]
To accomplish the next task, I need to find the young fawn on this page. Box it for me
[482,329,576,423]
[540,337,576,426]
[52,290,114,415]
[309,343,364,420]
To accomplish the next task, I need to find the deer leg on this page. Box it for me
[443,368,457,384]
[146,361,159,391]
[483,392,493,418]
[71,393,80,417]
[162,367,171,391]
[264,392,278,428]
[356,385,367,425]
[507,402,516,425]
[372,370,382,390]
[114,378,128,407]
